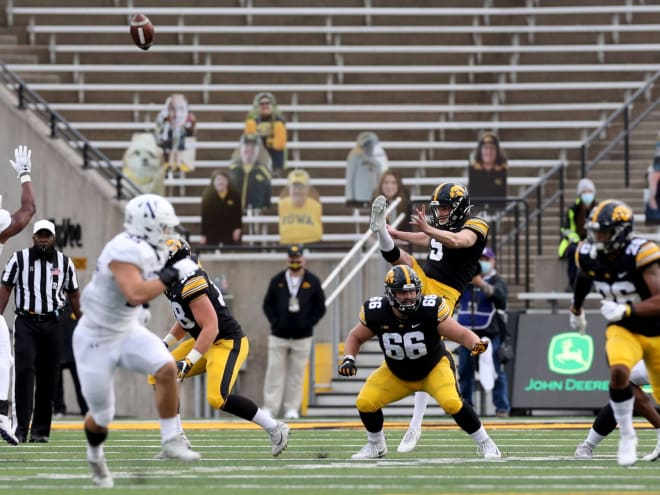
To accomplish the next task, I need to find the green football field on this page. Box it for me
[1,418,660,494]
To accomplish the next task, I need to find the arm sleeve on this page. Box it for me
[262,278,278,325]
[488,276,508,310]
[572,250,593,311]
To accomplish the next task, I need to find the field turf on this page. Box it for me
[1,418,659,494]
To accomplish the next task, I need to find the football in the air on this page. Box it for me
[129,13,154,51]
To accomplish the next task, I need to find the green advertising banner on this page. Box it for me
[511,313,610,409]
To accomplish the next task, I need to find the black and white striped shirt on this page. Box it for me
[1,248,79,315]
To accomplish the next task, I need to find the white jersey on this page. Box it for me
[80,232,166,332]
[0,208,11,257]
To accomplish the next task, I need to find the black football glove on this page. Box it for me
[338,356,357,377]
[159,266,180,287]
[176,358,194,382]
[470,339,489,356]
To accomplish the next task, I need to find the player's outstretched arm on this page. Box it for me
[0,146,36,242]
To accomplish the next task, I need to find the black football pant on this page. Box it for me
[14,316,61,440]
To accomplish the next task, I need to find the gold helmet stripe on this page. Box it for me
[431,182,449,203]
[590,199,616,223]
[401,265,412,285]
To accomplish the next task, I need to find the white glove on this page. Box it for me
[9,145,32,180]
[600,300,632,322]
[172,258,198,278]
[569,310,587,334]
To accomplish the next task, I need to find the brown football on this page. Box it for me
[129,13,154,51]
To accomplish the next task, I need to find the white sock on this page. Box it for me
[469,426,489,444]
[175,413,184,435]
[408,391,429,431]
[377,230,395,252]
[367,430,385,445]
[585,428,606,447]
[160,416,179,443]
[87,443,104,462]
[610,397,635,437]
[253,408,278,431]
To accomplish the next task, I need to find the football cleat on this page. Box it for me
[369,195,387,232]
[88,456,113,488]
[642,440,660,462]
[0,414,18,446]
[352,441,388,460]
[477,438,501,459]
[269,421,290,457]
[397,427,421,453]
[157,434,201,461]
[617,434,637,467]
[574,441,595,460]
[284,409,299,420]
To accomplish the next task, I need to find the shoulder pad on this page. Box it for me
[465,217,489,237]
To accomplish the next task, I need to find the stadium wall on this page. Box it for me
[0,87,385,417]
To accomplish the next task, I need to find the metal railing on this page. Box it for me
[0,63,142,200]
[580,69,660,184]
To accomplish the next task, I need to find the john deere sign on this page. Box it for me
[511,314,610,409]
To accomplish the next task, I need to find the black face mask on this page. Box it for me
[31,244,56,262]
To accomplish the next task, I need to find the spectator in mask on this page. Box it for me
[558,178,597,290]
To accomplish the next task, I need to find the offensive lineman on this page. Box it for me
[152,238,290,457]
[338,265,500,460]
[369,182,489,452]
[0,145,35,446]
[569,199,660,466]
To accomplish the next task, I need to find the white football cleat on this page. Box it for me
[0,414,18,446]
[477,438,501,459]
[574,441,594,460]
[88,456,113,488]
[157,434,201,461]
[397,427,421,453]
[284,409,299,420]
[369,195,388,233]
[269,421,290,457]
[617,434,638,467]
[642,440,660,462]
[352,441,388,460]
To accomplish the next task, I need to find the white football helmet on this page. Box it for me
[124,194,179,247]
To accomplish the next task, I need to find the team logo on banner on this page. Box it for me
[547,333,593,375]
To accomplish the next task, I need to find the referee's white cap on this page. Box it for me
[33,219,55,235]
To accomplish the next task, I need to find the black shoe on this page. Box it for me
[15,432,27,444]
[28,434,49,443]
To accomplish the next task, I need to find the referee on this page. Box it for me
[0,219,81,443]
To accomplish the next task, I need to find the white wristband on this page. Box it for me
[343,354,355,361]
[186,348,204,365]
[163,334,178,348]
[20,174,31,183]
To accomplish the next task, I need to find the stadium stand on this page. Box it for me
[3,0,660,417]
[6,1,659,245]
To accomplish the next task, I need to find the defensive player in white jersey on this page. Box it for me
[0,145,35,446]
[72,194,200,488]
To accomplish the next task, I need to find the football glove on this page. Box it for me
[569,307,587,334]
[159,258,198,286]
[600,300,633,322]
[9,145,31,182]
[176,358,194,382]
[338,355,357,377]
[470,339,488,356]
